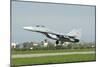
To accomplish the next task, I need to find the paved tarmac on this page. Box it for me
[12,51,95,58]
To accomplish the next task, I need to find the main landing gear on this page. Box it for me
[55,40,64,46]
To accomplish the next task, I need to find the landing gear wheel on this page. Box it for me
[56,40,59,45]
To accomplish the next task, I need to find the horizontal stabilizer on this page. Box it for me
[67,29,82,39]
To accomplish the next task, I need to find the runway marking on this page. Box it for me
[12,51,95,58]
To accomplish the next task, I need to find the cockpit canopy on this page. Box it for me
[36,25,45,27]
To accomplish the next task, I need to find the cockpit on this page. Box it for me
[36,25,45,27]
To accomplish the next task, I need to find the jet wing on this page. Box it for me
[23,26,64,37]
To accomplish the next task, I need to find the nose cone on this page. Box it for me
[23,26,33,30]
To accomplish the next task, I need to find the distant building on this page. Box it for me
[43,39,48,47]
[30,47,33,50]
[33,43,38,46]
[11,43,17,48]
[43,42,48,47]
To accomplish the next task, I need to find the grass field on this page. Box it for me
[12,54,96,66]
[11,48,96,66]
[12,48,95,54]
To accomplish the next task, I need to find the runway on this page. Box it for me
[12,51,95,58]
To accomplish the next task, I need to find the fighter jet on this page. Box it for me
[23,25,81,45]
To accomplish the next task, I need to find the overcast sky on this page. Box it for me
[12,1,95,43]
